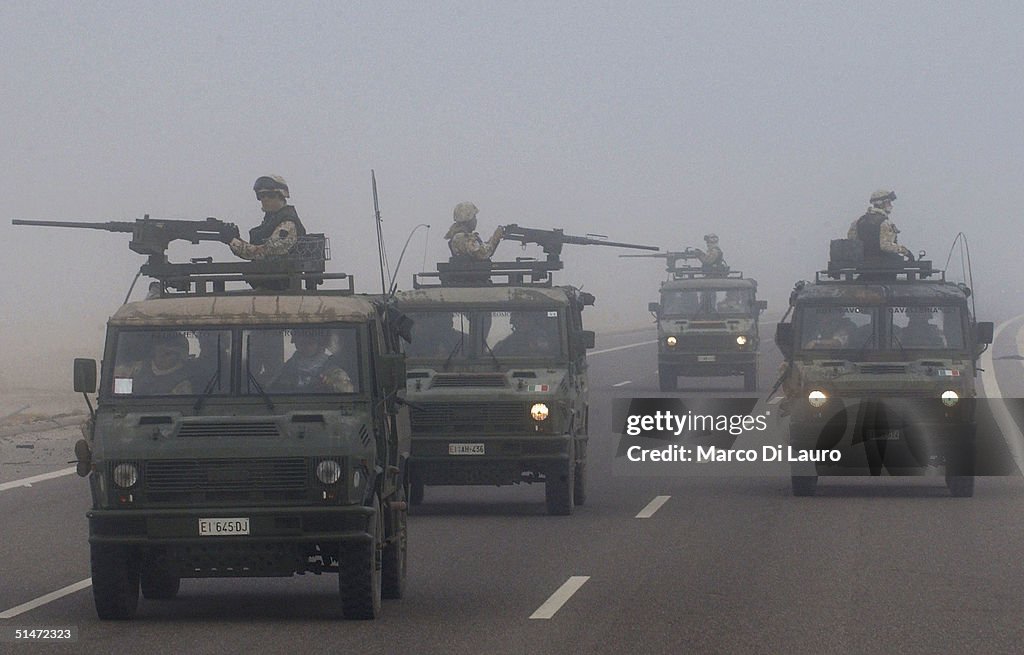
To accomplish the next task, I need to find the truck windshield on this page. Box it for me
[889,306,965,350]
[111,329,232,396]
[242,327,362,394]
[405,309,563,360]
[799,306,876,350]
[662,289,753,317]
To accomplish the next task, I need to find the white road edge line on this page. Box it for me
[0,466,77,493]
[0,578,92,619]
[589,340,657,356]
[612,381,632,387]
[529,576,590,620]
[980,315,1024,474]
[636,495,671,519]
[768,396,783,405]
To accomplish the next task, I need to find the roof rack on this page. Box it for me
[413,259,561,289]
[817,259,944,283]
[668,266,743,280]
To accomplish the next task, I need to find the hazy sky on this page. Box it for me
[2,1,1022,387]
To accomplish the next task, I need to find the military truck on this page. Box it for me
[395,227,654,515]
[17,217,410,620]
[774,248,993,497]
[634,253,766,392]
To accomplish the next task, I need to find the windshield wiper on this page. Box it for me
[245,338,275,412]
[481,337,502,370]
[192,335,223,413]
[442,332,465,372]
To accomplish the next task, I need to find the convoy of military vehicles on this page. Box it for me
[11,198,998,621]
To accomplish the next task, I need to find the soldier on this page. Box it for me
[271,329,354,393]
[228,175,307,260]
[693,234,728,272]
[118,333,193,395]
[493,312,559,356]
[444,202,504,262]
[847,189,913,264]
[899,311,946,349]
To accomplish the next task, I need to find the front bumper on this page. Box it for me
[410,434,573,485]
[658,350,757,375]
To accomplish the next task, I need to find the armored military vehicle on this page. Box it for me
[774,244,993,497]
[395,226,654,515]
[17,217,410,620]
[631,252,766,392]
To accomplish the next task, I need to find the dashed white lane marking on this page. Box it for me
[981,316,1024,474]
[529,576,590,620]
[0,579,91,619]
[635,495,671,519]
[768,396,783,405]
[0,467,77,493]
[612,381,632,388]
[589,340,657,356]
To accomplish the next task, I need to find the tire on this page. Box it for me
[545,441,575,516]
[946,475,974,498]
[91,543,140,620]
[791,475,818,497]
[572,453,587,507]
[382,488,408,599]
[140,556,180,600]
[339,495,383,619]
[743,364,758,392]
[658,366,676,392]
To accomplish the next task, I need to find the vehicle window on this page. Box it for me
[405,311,470,359]
[112,329,231,396]
[889,306,964,350]
[488,310,562,357]
[799,307,875,350]
[242,327,361,394]
[661,290,702,316]
[712,289,753,314]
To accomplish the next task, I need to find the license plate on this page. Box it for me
[449,443,485,455]
[697,355,716,362]
[198,518,250,536]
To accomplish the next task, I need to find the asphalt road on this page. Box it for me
[3,319,1024,654]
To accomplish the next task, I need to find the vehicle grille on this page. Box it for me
[177,421,281,438]
[675,334,736,351]
[858,364,908,375]
[430,374,509,388]
[410,402,531,433]
[143,458,308,502]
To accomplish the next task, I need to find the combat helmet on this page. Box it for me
[254,175,290,199]
[870,189,896,206]
[453,202,479,223]
[704,233,719,243]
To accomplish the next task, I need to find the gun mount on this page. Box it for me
[415,224,657,288]
[620,250,738,280]
[13,216,349,296]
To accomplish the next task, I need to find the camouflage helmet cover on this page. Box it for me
[870,189,896,205]
[704,233,719,243]
[253,175,290,199]
[453,202,479,223]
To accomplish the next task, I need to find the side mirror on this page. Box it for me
[775,323,793,358]
[580,330,596,350]
[976,321,994,346]
[578,292,596,307]
[378,353,407,392]
[74,358,97,394]
[757,300,768,312]
[648,302,660,314]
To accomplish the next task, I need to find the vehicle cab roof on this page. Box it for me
[394,286,572,308]
[108,294,381,327]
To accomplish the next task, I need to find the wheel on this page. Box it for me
[382,488,408,599]
[658,366,676,392]
[791,475,818,497]
[946,475,974,498]
[91,543,140,620]
[409,474,424,506]
[339,495,383,619]
[545,441,575,516]
[572,453,587,507]
[743,364,758,392]
[140,555,180,600]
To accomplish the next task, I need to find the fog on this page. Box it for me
[2,2,1021,390]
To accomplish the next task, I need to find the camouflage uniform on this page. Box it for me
[445,202,504,261]
[694,234,728,272]
[230,175,307,261]
[847,189,911,259]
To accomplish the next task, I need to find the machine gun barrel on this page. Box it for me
[12,219,135,232]
[502,223,657,260]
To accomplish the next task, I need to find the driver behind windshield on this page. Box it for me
[271,329,354,392]
[493,312,559,356]
[117,332,194,395]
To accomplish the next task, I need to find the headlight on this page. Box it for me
[316,459,342,485]
[807,390,828,408]
[112,463,138,489]
[736,335,748,346]
[531,403,549,421]
[941,390,959,407]
[666,336,677,348]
